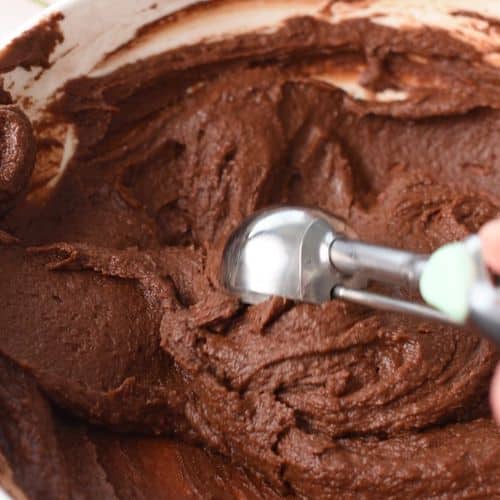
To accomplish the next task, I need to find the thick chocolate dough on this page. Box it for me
[0,353,277,499]
[0,14,63,73]
[2,6,500,500]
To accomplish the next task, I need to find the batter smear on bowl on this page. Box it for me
[1,2,500,498]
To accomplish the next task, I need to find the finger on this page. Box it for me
[490,364,500,423]
[479,219,500,275]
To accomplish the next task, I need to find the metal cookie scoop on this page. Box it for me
[221,206,451,323]
[222,206,500,344]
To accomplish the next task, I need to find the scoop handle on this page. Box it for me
[469,284,500,345]
[330,238,428,289]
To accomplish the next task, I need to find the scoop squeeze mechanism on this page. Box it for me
[329,238,457,324]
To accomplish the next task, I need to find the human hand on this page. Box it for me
[479,219,500,422]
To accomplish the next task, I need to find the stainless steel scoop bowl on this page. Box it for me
[221,207,366,304]
[221,206,455,324]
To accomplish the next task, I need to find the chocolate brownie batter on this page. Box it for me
[0,13,63,73]
[2,3,500,499]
